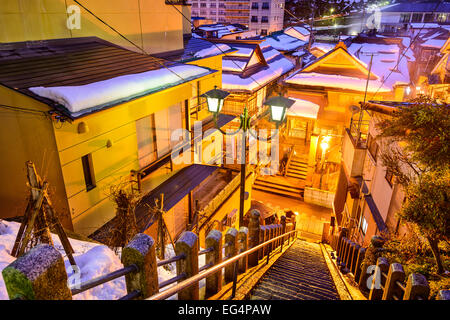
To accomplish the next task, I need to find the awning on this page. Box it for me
[286,98,320,119]
[136,164,219,231]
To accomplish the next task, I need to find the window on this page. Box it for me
[251,2,258,9]
[210,3,215,8]
[81,154,96,191]
[261,16,268,23]
[210,10,216,15]
[411,13,423,23]
[262,2,269,10]
[437,13,448,23]
[399,13,411,23]
[251,16,258,22]
[135,103,183,168]
[385,169,394,187]
[360,216,368,235]
[136,115,157,168]
[219,3,225,8]
[200,3,206,7]
[367,134,379,161]
[192,3,198,7]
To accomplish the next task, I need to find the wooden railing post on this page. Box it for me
[248,209,260,268]
[336,227,348,263]
[354,247,366,283]
[175,231,199,300]
[2,244,72,300]
[382,263,405,300]
[205,229,222,298]
[403,273,430,300]
[259,225,268,260]
[281,216,287,243]
[350,243,361,275]
[237,227,248,274]
[122,233,158,299]
[369,257,389,300]
[224,227,238,284]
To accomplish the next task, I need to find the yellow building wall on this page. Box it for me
[0,85,72,230]
[54,71,222,235]
[0,0,186,55]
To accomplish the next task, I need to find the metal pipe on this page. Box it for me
[71,264,138,295]
[199,262,214,272]
[198,247,214,255]
[157,254,186,267]
[147,229,297,300]
[158,273,187,289]
[118,290,141,300]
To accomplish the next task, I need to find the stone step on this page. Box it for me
[252,184,302,200]
[249,240,339,300]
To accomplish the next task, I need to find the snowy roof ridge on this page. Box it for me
[29,64,214,116]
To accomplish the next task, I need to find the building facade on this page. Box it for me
[190,0,285,35]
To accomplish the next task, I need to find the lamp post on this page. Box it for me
[202,87,295,227]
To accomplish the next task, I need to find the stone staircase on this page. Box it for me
[252,176,304,199]
[250,240,339,300]
[285,156,308,180]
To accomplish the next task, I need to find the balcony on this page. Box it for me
[226,5,250,10]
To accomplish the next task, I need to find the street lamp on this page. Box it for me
[202,88,295,227]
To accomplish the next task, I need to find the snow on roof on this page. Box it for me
[310,42,337,54]
[347,42,411,89]
[284,26,310,42]
[284,72,391,93]
[232,46,254,57]
[29,64,212,115]
[193,43,232,58]
[222,59,246,72]
[421,38,447,49]
[286,98,320,119]
[222,55,294,92]
[262,33,306,52]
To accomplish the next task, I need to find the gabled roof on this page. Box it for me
[301,42,378,80]
[0,37,216,119]
[213,39,295,93]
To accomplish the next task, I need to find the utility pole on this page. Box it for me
[308,0,316,51]
[356,52,378,142]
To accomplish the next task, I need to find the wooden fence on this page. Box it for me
[2,209,295,300]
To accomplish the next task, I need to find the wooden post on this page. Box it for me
[281,216,287,243]
[259,225,268,259]
[175,231,199,300]
[351,244,361,275]
[2,244,72,300]
[237,227,248,273]
[382,263,405,300]
[403,273,430,300]
[369,257,389,300]
[437,290,450,300]
[205,229,222,298]
[121,233,158,299]
[354,247,366,283]
[224,228,238,284]
[248,210,260,268]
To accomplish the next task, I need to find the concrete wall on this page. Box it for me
[0,0,186,54]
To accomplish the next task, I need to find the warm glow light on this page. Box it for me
[294,211,299,216]
[207,97,221,113]
[270,105,285,122]
[405,86,411,95]
[321,136,331,151]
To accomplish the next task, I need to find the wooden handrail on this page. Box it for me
[147,229,297,300]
